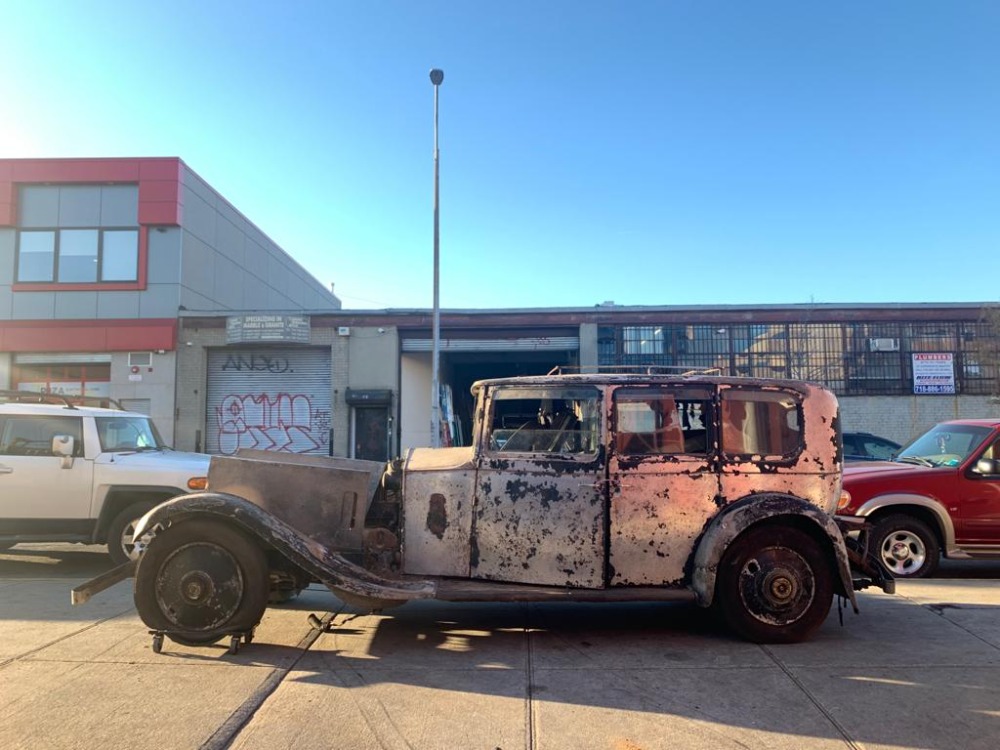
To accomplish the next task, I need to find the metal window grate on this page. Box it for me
[598,318,1000,396]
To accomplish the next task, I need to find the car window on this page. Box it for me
[721,388,801,458]
[863,437,898,460]
[95,416,163,452]
[0,415,84,457]
[614,386,712,455]
[898,424,992,467]
[486,386,600,454]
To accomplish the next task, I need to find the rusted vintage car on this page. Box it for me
[73,373,892,652]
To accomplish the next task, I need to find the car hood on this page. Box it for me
[843,460,934,482]
[98,449,211,473]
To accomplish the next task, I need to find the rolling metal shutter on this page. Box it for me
[205,347,331,456]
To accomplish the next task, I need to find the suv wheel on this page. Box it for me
[871,514,940,578]
[107,502,155,566]
[715,526,833,644]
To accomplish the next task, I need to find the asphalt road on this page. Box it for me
[1,543,999,750]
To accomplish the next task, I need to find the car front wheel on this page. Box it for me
[715,526,834,644]
[106,502,156,566]
[134,520,269,647]
[871,514,940,578]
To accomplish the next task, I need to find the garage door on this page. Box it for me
[205,348,331,455]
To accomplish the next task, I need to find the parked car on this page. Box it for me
[74,372,892,651]
[0,390,210,563]
[838,419,1000,577]
[843,431,901,462]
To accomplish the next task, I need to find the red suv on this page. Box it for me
[837,419,1000,577]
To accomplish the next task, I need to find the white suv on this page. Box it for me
[0,391,210,564]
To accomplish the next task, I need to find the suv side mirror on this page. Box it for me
[52,434,75,469]
[975,458,999,476]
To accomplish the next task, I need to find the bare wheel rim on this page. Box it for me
[736,546,816,626]
[879,530,927,575]
[120,519,151,561]
[154,541,245,631]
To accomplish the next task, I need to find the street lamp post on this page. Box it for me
[430,68,444,448]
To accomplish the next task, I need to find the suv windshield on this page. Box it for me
[95,416,166,453]
[895,423,993,467]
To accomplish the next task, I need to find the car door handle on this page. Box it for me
[0,465,12,474]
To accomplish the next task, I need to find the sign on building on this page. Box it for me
[912,353,956,395]
[226,315,311,344]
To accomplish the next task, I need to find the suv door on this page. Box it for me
[0,414,95,521]
[608,385,719,586]
[958,433,1000,545]
[472,384,605,587]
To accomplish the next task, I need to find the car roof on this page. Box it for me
[471,373,822,393]
[935,419,1000,428]
[0,402,146,419]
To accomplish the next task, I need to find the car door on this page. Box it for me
[957,434,1000,545]
[471,384,605,587]
[0,414,95,521]
[608,384,720,586]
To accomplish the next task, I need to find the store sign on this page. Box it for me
[226,315,310,344]
[912,353,956,395]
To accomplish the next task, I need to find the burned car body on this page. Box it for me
[73,374,892,650]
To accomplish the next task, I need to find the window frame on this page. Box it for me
[15,226,141,284]
[612,385,714,457]
[482,385,602,458]
[0,415,85,458]
[719,386,804,463]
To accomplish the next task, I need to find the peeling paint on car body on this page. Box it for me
[95,372,892,649]
[393,373,860,602]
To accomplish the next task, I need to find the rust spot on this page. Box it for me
[426,494,448,540]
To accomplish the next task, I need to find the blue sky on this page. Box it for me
[1,2,997,310]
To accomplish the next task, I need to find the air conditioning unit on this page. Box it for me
[868,337,899,352]
[337,326,351,336]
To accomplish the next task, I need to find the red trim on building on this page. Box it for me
[0,157,184,228]
[0,319,177,353]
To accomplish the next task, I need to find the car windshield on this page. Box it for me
[95,416,166,453]
[895,424,993,467]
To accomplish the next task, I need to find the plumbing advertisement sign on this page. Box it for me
[912,353,956,394]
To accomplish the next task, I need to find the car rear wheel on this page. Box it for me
[134,520,269,647]
[871,514,940,578]
[715,526,833,644]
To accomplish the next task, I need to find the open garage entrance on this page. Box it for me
[398,333,580,452]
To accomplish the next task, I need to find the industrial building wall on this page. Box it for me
[177,164,340,313]
[839,395,1000,446]
[174,320,341,456]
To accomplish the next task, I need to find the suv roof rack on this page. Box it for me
[0,390,124,411]
[546,365,724,376]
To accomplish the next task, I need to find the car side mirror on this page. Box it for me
[52,434,75,469]
[975,458,999,476]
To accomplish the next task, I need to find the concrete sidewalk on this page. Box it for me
[0,545,998,750]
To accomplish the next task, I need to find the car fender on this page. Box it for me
[92,485,188,541]
[691,493,857,611]
[133,492,436,603]
[852,493,957,555]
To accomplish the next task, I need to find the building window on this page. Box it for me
[14,184,140,286]
[15,231,56,282]
[16,228,138,283]
[102,230,140,280]
[623,326,665,356]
